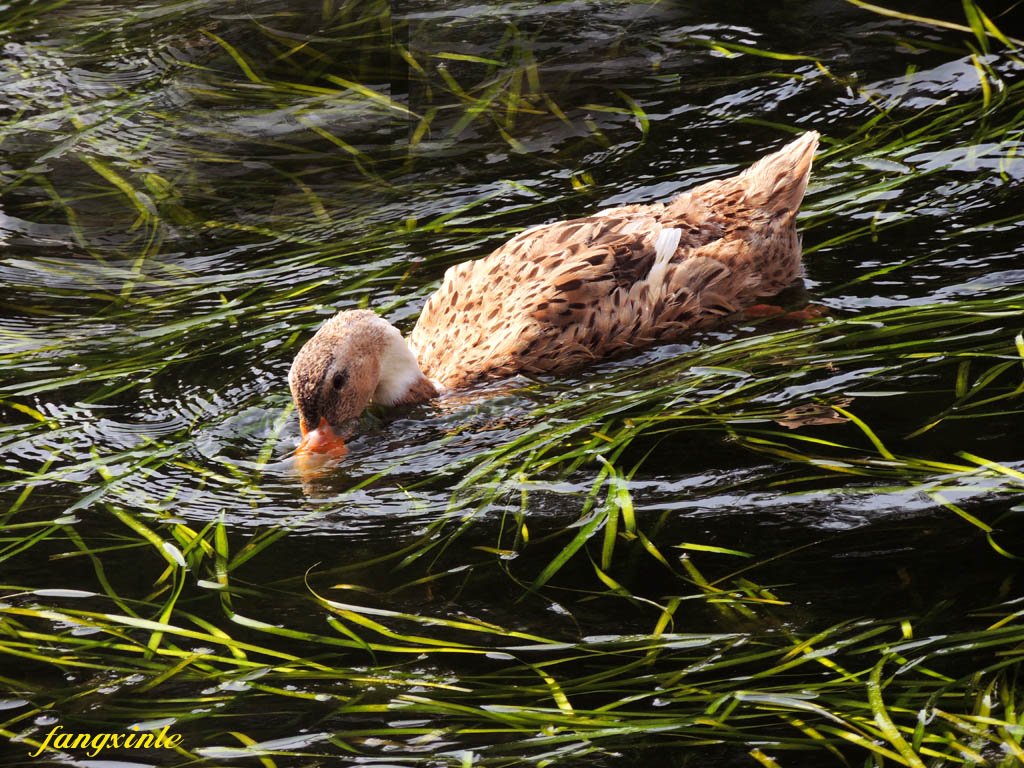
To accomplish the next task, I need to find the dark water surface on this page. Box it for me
[1,1,1023,765]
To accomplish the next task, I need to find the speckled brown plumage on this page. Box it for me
[291,131,819,444]
[411,131,819,388]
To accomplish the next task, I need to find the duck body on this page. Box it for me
[290,131,820,451]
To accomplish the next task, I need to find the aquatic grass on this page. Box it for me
[432,295,1024,485]
[846,0,1024,50]
[3,586,1022,764]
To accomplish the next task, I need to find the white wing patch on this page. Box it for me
[647,227,682,287]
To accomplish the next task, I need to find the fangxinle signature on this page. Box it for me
[29,724,182,757]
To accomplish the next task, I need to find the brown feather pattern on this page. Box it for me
[411,131,819,388]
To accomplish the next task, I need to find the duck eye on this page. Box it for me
[332,371,348,390]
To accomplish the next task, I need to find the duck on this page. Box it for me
[289,131,820,454]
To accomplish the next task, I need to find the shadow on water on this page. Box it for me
[1,0,1023,765]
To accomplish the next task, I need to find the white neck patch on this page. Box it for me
[373,323,427,406]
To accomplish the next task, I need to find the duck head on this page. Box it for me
[288,310,438,455]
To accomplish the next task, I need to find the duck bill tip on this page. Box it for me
[296,417,348,457]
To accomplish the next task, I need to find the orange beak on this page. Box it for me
[296,417,349,457]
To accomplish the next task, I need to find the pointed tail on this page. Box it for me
[737,130,820,213]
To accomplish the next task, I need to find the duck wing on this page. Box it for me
[411,211,734,387]
[412,132,819,388]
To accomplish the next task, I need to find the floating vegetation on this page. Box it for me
[1,0,1023,766]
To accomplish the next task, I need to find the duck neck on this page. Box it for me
[373,324,439,406]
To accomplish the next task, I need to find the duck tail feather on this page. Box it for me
[739,130,820,212]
